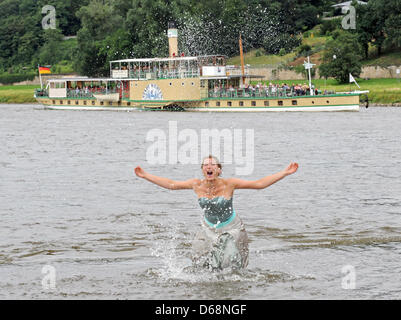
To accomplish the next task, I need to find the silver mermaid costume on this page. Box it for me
[192,196,249,270]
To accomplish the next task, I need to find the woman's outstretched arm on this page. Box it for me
[228,162,298,190]
[134,166,198,190]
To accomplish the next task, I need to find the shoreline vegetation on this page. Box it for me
[1,79,400,106]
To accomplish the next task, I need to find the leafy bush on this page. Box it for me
[319,18,341,36]
[297,44,312,57]
[255,49,264,57]
[278,48,286,56]
[0,73,36,85]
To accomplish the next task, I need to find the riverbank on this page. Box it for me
[1,79,400,105]
[0,85,40,104]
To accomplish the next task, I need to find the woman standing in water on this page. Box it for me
[134,156,298,270]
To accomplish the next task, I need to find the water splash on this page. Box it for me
[176,4,298,57]
[148,218,193,280]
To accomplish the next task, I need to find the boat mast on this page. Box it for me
[239,33,245,87]
[303,56,315,96]
[307,56,312,95]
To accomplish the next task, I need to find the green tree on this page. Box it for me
[17,31,40,64]
[294,4,320,31]
[0,0,42,67]
[76,0,123,41]
[382,0,401,48]
[355,2,372,59]
[125,0,184,58]
[74,28,108,76]
[74,0,124,76]
[38,29,64,65]
[98,29,132,61]
[384,14,401,48]
[355,0,401,56]
[319,31,363,83]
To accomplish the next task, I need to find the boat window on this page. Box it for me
[75,101,79,105]
[264,101,269,106]
[227,101,232,107]
[83,100,87,105]
[52,82,65,89]
[251,101,256,106]
[239,101,244,106]
[278,101,283,106]
[205,101,209,107]
[92,101,95,105]
[216,101,220,107]
[59,100,63,104]
[292,100,297,105]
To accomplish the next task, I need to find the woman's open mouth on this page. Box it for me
[206,170,213,177]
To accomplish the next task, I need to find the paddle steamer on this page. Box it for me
[34,24,367,112]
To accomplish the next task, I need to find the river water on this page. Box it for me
[1,104,401,300]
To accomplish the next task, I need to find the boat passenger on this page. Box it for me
[214,85,219,97]
[134,155,298,270]
[229,85,235,97]
[271,85,277,96]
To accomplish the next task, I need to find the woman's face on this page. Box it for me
[202,158,221,181]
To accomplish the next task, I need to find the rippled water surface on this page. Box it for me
[1,104,401,299]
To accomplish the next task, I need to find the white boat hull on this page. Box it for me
[41,104,360,112]
[43,105,140,111]
[187,105,360,112]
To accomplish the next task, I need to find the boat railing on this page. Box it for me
[127,69,199,80]
[207,88,335,99]
[66,88,119,99]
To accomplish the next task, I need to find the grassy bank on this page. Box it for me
[254,78,401,105]
[0,85,39,103]
[314,78,401,105]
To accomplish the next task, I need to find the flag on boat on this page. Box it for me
[349,73,360,88]
[38,66,51,74]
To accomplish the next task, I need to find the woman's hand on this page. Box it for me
[134,166,146,178]
[284,162,299,176]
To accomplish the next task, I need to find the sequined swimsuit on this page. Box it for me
[198,196,236,228]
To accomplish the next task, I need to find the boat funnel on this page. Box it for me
[168,21,178,58]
